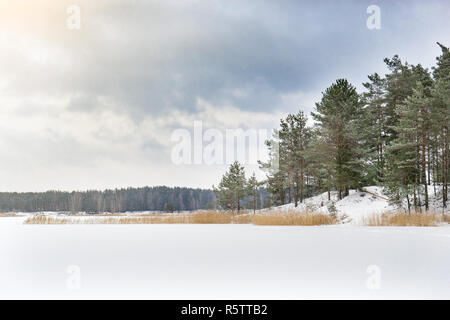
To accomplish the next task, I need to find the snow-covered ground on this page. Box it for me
[273,186,449,224]
[1,216,449,299]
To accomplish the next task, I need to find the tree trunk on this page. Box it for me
[406,193,411,214]
[421,128,428,210]
[293,175,298,207]
[253,189,256,214]
[300,158,304,203]
[427,141,431,185]
[327,169,331,201]
[442,127,447,208]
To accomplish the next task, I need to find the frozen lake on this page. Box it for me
[1,217,449,299]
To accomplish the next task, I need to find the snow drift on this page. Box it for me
[271,186,448,224]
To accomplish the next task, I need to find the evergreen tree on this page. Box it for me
[361,73,387,184]
[246,173,259,214]
[312,79,364,199]
[431,42,450,208]
[259,129,289,206]
[385,82,431,212]
[304,128,335,200]
[383,55,417,144]
[213,161,247,212]
[279,111,311,206]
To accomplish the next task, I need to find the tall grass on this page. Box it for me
[23,210,339,226]
[24,211,234,225]
[189,211,232,224]
[22,210,450,227]
[362,211,446,227]
[0,213,18,217]
[443,214,450,224]
[253,211,337,226]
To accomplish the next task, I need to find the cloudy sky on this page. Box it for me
[0,0,448,192]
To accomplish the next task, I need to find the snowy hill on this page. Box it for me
[268,186,449,224]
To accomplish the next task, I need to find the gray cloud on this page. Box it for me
[0,0,449,190]
[3,0,449,116]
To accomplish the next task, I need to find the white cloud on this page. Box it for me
[0,0,448,191]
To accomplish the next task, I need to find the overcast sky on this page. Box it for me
[0,0,449,192]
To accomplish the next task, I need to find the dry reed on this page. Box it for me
[252,211,337,226]
[26,210,448,227]
[23,210,339,226]
[362,211,446,227]
[0,212,18,217]
[24,211,236,225]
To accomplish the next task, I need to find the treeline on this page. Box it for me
[0,186,216,213]
[258,42,449,212]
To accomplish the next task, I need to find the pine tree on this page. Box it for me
[303,128,334,200]
[278,111,311,206]
[361,73,387,184]
[431,42,450,208]
[312,79,364,199]
[259,129,289,206]
[384,90,418,213]
[213,161,247,212]
[383,55,417,144]
[398,81,432,210]
[246,173,259,214]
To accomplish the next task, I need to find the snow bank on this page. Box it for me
[266,186,448,224]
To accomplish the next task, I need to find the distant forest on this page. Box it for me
[0,186,272,213]
[0,186,217,213]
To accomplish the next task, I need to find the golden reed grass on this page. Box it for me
[23,210,339,226]
[24,214,185,224]
[443,214,450,223]
[22,209,450,227]
[0,212,19,217]
[362,211,447,227]
[253,211,337,226]
[24,211,233,225]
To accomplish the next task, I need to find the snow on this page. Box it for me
[1,216,449,299]
[270,186,449,224]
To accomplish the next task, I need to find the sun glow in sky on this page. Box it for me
[0,0,449,191]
